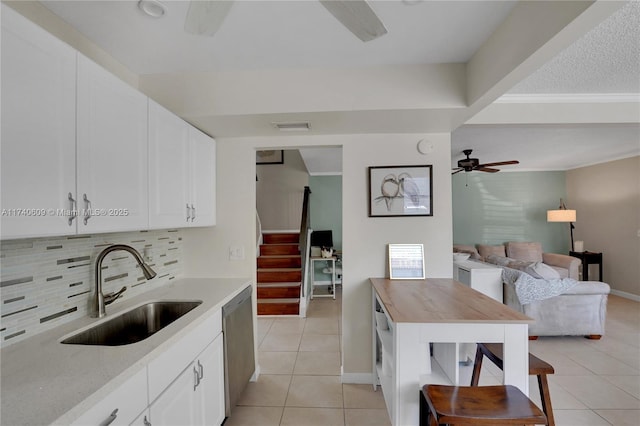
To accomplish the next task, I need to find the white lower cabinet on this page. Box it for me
[70,310,225,426]
[149,360,198,425]
[194,334,225,425]
[70,368,148,426]
[149,333,224,426]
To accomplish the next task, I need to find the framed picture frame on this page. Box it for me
[368,165,433,217]
[388,244,425,279]
[256,150,284,165]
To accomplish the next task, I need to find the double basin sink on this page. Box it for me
[61,300,202,346]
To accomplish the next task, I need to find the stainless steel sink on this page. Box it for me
[61,300,203,346]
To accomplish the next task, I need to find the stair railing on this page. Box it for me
[256,210,263,257]
[299,186,312,298]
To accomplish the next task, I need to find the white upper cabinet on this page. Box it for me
[188,127,216,227]
[1,6,215,240]
[148,100,190,229]
[148,100,216,229]
[76,54,149,233]
[1,5,77,239]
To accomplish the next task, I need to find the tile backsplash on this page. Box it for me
[0,229,183,348]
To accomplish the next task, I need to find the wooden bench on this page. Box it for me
[420,384,548,425]
[471,342,555,426]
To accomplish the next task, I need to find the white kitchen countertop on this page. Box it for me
[0,277,252,426]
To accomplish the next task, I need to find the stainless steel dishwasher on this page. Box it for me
[222,286,255,417]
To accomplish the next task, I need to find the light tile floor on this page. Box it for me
[226,291,639,426]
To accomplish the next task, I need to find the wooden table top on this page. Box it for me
[370,278,532,324]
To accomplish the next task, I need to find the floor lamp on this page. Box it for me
[547,199,577,251]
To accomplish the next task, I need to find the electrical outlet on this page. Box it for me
[229,246,245,261]
[143,247,153,262]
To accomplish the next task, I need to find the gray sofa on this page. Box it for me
[454,242,581,279]
[503,270,610,339]
[453,242,610,338]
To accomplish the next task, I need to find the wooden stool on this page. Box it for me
[420,384,547,425]
[471,343,555,426]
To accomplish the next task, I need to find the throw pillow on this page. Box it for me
[506,242,543,262]
[454,244,481,260]
[527,262,561,280]
[477,244,506,260]
[506,260,561,280]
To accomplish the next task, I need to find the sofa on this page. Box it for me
[454,241,581,279]
[503,273,609,338]
[453,242,610,338]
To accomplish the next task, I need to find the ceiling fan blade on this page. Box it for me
[452,168,464,175]
[319,0,387,42]
[476,167,500,173]
[184,0,234,36]
[477,160,519,168]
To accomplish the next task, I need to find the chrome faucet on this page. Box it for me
[92,244,157,318]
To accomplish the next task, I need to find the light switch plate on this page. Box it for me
[229,246,245,261]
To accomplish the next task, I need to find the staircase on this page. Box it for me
[257,232,301,315]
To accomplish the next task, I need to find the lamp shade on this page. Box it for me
[547,209,576,222]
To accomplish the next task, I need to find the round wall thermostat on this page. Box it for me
[417,139,434,154]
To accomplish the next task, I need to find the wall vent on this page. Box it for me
[272,122,311,132]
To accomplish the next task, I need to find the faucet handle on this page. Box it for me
[104,286,127,305]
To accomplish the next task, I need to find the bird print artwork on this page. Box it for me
[369,166,432,217]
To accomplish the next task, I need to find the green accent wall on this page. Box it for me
[309,175,342,250]
[452,171,570,254]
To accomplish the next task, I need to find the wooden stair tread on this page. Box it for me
[257,267,301,271]
[257,282,301,287]
[258,298,300,303]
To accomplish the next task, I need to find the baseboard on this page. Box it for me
[341,371,374,384]
[610,289,640,302]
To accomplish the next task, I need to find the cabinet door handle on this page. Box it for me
[67,193,77,226]
[197,360,204,380]
[143,415,151,426]
[191,204,196,222]
[98,408,118,426]
[83,194,92,225]
[186,203,191,222]
[193,366,200,391]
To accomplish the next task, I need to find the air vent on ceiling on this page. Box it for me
[272,122,311,132]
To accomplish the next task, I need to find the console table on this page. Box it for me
[453,260,503,303]
[370,278,532,426]
[569,251,603,281]
[310,256,336,299]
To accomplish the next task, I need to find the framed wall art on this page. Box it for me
[256,150,284,165]
[388,244,425,279]
[368,165,433,217]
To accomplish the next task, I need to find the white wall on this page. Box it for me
[256,150,309,230]
[182,133,453,379]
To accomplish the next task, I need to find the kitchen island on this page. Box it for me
[371,278,533,426]
[1,277,252,425]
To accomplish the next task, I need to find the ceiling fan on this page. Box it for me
[182,0,388,42]
[452,149,519,174]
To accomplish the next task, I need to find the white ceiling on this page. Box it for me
[42,0,516,73]
[35,0,640,174]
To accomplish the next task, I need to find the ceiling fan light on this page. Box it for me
[138,0,166,19]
